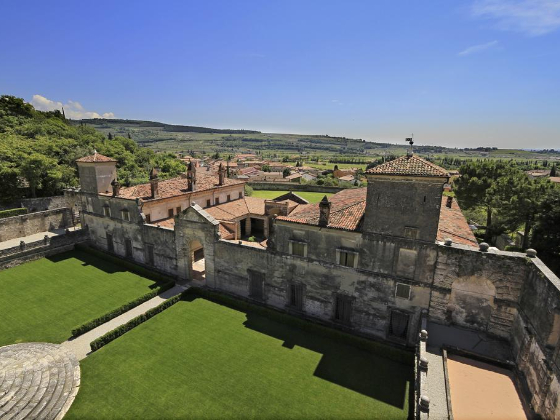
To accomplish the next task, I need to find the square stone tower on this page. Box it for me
[76,152,118,194]
[363,154,449,242]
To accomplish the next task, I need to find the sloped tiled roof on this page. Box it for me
[76,153,117,163]
[205,196,266,221]
[367,154,449,178]
[437,196,478,247]
[276,188,367,231]
[113,171,245,201]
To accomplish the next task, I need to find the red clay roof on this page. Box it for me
[437,196,478,247]
[76,153,117,163]
[205,196,266,221]
[113,171,245,201]
[276,188,367,231]
[367,155,449,178]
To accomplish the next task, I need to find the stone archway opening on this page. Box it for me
[191,239,205,281]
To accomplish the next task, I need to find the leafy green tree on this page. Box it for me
[531,188,560,274]
[551,164,557,177]
[262,164,271,172]
[283,168,291,178]
[19,153,60,198]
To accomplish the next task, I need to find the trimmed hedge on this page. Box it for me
[186,287,414,365]
[0,208,27,219]
[71,281,174,337]
[75,243,175,284]
[90,293,183,352]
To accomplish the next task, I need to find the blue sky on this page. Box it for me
[1,0,559,148]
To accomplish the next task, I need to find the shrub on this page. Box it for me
[90,293,183,352]
[248,236,256,242]
[0,208,27,219]
[244,184,253,197]
[72,281,174,337]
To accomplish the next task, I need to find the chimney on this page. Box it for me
[150,167,159,199]
[218,163,226,186]
[318,195,331,227]
[446,196,453,208]
[187,161,196,191]
[111,179,121,197]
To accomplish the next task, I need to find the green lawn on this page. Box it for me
[0,250,161,346]
[67,297,412,419]
[251,190,333,203]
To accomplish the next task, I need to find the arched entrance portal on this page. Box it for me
[190,239,205,281]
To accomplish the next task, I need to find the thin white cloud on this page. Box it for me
[472,0,560,36]
[30,94,115,119]
[458,40,499,56]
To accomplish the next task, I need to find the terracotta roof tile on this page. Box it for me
[366,155,449,177]
[437,197,478,247]
[114,171,245,201]
[277,188,367,231]
[205,196,266,222]
[76,153,117,163]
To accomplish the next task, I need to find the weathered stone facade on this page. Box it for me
[0,208,74,242]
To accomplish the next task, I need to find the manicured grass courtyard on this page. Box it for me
[0,250,161,347]
[251,190,333,203]
[67,296,412,419]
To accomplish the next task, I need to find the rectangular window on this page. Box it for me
[168,209,174,218]
[215,197,220,205]
[395,283,411,300]
[206,199,211,208]
[146,244,155,266]
[288,283,304,310]
[334,295,352,325]
[389,310,410,340]
[121,210,130,221]
[249,271,265,300]
[145,214,151,223]
[125,239,133,258]
[290,241,306,257]
[106,233,114,252]
[227,194,231,202]
[339,250,356,267]
[176,206,181,214]
[103,206,111,217]
[239,192,243,199]
[404,227,419,240]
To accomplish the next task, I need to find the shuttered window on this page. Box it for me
[339,251,356,267]
[334,295,352,325]
[395,283,411,300]
[121,210,130,221]
[288,283,304,310]
[291,241,306,257]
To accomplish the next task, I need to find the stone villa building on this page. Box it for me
[75,151,560,419]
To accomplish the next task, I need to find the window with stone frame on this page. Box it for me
[215,197,220,205]
[290,240,307,257]
[288,283,304,310]
[389,310,410,340]
[146,244,155,266]
[334,294,353,325]
[125,239,133,258]
[121,209,130,221]
[404,226,419,240]
[103,206,111,217]
[206,199,211,208]
[395,283,411,300]
[248,270,265,300]
[145,214,151,223]
[168,208,174,218]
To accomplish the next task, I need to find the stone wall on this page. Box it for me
[247,182,344,193]
[0,208,73,242]
[20,195,76,213]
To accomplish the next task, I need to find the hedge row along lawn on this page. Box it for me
[66,296,413,419]
[0,249,162,347]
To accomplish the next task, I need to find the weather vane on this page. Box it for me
[405,134,414,156]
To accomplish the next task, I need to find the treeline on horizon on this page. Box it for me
[0,96,186,204]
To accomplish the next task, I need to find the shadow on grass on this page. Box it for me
[46,250,160,289]
[243,312,412,411]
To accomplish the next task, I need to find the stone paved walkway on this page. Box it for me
[0,227,80,252]
[61,284,187,360]
[0,343,80,420]
[425,347,450,419]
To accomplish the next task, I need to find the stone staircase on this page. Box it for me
[0,343,80,420]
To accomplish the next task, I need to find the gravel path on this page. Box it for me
[0,227,80,252]
[425,347,449,419]
[61,284,187,360]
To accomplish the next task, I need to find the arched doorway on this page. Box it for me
[190,239,205,281]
